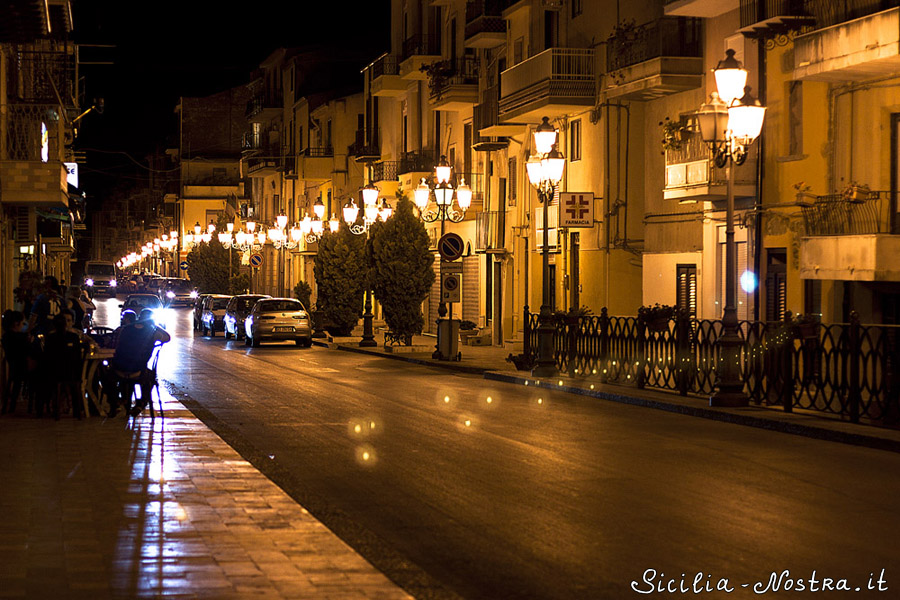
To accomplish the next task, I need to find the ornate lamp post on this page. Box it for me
[698,49,766,407]
[525,117,565,378]
[343,182,394,347]
[414,155,471,359]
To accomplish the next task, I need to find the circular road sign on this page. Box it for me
[438,233,465,261]
[249,253,264,268]
[179,261,189,271]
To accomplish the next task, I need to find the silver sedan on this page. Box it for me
[244,298,312,347]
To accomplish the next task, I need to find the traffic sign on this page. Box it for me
[249,253,264,268]
[438,233,465,261]
[441,271,461,303]
[559,192,594,228]
[179,261,189,271]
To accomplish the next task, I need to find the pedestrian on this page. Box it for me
[28,278,62,336]
[65,286,87,333]
[1,310,29,414]
[103,308,169,417]
[42,310,90,420]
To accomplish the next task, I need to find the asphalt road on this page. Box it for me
[96,298,900,599]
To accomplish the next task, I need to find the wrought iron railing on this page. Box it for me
[371,54,399,78]
[399,151,434,175]
[476,211,505,252]
[428,55,480,101]
[465,0,506,39]
[802,0,900,30]
[299,147,334,158]
[740,0,811,28]
[1,103,65,162]
[242,131,262,151]
[524,309,900,427]
[402,33,441,61]
[372,161,399,182]
[607,17,703,72]
[799,192,887,236]
[245,92,281,119]
[4,42,77,105]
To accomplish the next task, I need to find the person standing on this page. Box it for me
[1,311,29,414]
[42,310,89,420]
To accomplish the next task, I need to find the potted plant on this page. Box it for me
[793,181,816,206]
[842,181,871,203]
[659,117,686,154]
[420,60,452,99]
[458,319,479,342]
[638,303,675,332]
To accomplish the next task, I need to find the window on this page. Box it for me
[571,0,583,18]
[765,249,787,322]
[508,158,517,206]
[570,119,582,162]
[514,38,524,65]
[676,265,697,316]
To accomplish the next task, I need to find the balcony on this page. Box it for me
[664,0,738,18]
[368,54,406,97]
[465,0,506,49]
[242,131,263,152]
[499,48,595,124]
[245,152,281,177]
[427,56,480,111]
[398,151,435,189]
[662,120,757,201]
[793,4,900,81]
[372,161,399,183]
[348,130,380,162]
[295,147,334,182]
[246,92,281,123]
[40,219,75,253]
[399,33,442,80]
[605,18,703,101]
[737,0,814,37]
[476,211,506,253]
[473,86,514,151]
[0,103,68,208]
[798,192,900,281]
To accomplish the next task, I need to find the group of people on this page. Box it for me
[1,275,170,419]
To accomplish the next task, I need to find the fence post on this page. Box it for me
[566,316,578,376]
[780,311,794,413]
[599,307,609,384]
[849,311,861,424]
[676,309,689,396]
[523,305,531,361]
[636,315,647,390]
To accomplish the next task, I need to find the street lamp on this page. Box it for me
[698,50,766,408]
[526,116,565,378]
[342,184,394,347]
[414,155,471,360]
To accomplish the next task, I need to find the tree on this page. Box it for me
[185,237,241,294]
[367,193,434,340]
[314,224,367,335]
[293,280,312,309]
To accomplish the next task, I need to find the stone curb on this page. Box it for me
[314,340,490,375]
[484,371,900,454]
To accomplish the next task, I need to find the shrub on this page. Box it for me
[314,225,367,335]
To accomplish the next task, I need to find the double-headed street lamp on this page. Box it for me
[697,49,766,407]
[526,117,566,378]
[299,198,341,243]
[414,156,471,360]
[344,182,394,347]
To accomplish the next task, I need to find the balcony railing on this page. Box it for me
[465,0,506,38]
[399,151,434,175]
[476,210,505,252]
[740,0,811,28]
[5,42,77,105]
[242,131,262,151]
[799,192,888,236]
[801,0,900,30]
[607,17,702,72]
[499,47,595,117]
[371,54,399,78]
[1,103,64,162]
[372,161,399,182]
[299,147,334,158]
[428,55,479,100]
[348,129,379,157]
[401,33,441,61]
[245,93,281,120]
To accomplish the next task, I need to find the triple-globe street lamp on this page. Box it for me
[697,49,766,407]
[414,155,471,360]
[526,117,565,378]
[343,182,394,347]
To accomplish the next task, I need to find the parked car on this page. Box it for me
[200,294,232,336]
[223,294,269,340]
[144,276,165,297]
[193,294,211,330]
[162,278,197,307]
[119,293,166,328]
[244,298,312,347]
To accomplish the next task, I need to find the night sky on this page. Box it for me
[72,1,391,190]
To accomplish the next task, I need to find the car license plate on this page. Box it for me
[274,326,294,332]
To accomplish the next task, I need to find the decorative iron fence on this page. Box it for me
[799,192,887,235]
[371,54,399,79]
[402,33,441,61]
[607,17,703,72]
[802,0,900,30]
[740,0,811,28]
[1,103,65,162]
[372,161,399,182]
[524,309,900,426]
